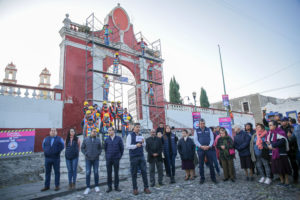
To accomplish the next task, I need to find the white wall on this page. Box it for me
[0,96,63,128]
[166,104,255,128]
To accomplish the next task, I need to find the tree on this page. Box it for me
[169,76,182,104]
[200,87,210,108]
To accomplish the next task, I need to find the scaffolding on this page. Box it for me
[84,12,166,130]
[85,13,121,103]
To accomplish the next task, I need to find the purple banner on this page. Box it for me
[192,112,201,130]
[222,94,229,107]
[219,117,232,137]
[0,129,35,157]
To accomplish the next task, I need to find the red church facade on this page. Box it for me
[59,4,166,134]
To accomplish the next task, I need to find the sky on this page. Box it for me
[0,0,300,106]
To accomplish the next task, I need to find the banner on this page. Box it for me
[219,117,232,137]
[222,94,229,107]
[114,76,128,83]
[192,112,201,130]
[0,129,35,157]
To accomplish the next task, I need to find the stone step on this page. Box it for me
[43,135,182,180]
[43,158,181,184]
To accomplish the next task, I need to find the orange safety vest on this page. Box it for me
[86,124,96,137]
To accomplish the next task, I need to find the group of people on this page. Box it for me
[82,100,132,141]
[40,111,300,195]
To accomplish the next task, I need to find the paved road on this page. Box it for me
[53,161,300,200]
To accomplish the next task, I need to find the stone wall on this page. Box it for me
[0,153,44,188]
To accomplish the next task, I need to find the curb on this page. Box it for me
[30,165,182,199]
[31,177,128,200]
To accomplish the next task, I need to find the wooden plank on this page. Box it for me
[88,69,121,77]
[138,55,162,63]
[140,79,162,85]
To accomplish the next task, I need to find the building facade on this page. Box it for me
[210,93,284,123]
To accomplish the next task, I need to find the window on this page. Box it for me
[242,102,250,113]
[8,72,13,80]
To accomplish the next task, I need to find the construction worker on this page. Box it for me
[83,117,96,138]
[103,24,112,45]
[109,101,117,130]
[138,38,147,56]
[82,110,92,128]
[94,104,100,113]
[101,113,114,145]
[146,82,155,105]
[100,102,113,121]
[116,101,123,132]
[88,106,96,121]
[95,113,101,128]
[100,101,113,132]
[148,61,154,80]
[83,101,89,115]
[100,101,108,113]
[102,75,110,101]
[113,53,120,74]
[121,108,132,138]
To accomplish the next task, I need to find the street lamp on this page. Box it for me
[192,92,196,112]
[182,96,190,104]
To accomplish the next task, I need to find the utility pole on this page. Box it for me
[218,44,229,117]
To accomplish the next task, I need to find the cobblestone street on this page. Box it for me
[54,161,300,200]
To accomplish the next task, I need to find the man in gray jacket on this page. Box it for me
[81,128,102,195]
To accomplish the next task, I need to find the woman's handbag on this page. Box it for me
[229,148,235,155]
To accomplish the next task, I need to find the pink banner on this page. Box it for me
[219,117,231,123]
[0,130,35,138]
[0,129,35,156]
[192,112,201,130]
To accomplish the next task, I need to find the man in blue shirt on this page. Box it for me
[41,128,64,191]
[194,119,217,184]
[126,123,151,195]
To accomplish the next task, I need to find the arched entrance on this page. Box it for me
[106,64,138,122]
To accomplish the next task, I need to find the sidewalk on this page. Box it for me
[0,176,128,200]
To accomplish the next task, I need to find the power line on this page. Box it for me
[232,60,300,92]
[259,83,300,94]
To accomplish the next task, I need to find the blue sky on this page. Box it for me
[0,0,299,104]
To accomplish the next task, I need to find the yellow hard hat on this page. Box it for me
[104,113,109,117]
[150,61,153,64]
[117,101,121,103]
[86,110,91,114]
[115,52,119,56]
[96,128,99,132]
[127,116,131,120]
[84,101,88,105]
[88,106,94,110]
[96,113,100,117]
[111,101,114,103]
[103,101,107,105]
[150,82,152,85]
[105,75,109,78]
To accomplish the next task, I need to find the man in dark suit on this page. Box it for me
[104,127,124,192]
[146,129,164,187]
